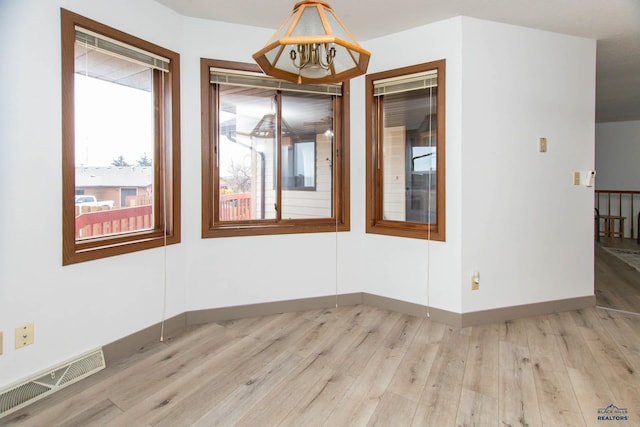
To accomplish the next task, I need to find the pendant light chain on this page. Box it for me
[426,84,433,319]
[334,128,339,309]
[159,73,169,342]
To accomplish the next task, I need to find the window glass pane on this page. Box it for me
[203,60,350,237]
[381,87,437,224]
[282,141,315,189]
[218,85,278,220]
[281,92,333,219]
[294,142,315,186]
[74,42,155,240]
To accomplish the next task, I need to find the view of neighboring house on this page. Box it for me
[75,166,153,208]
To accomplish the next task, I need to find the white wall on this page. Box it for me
[180,18,344,311]
[459,18,596,312]
[351,17,596,315]
[596,120,640,190]
[355,18,465,313]
[0,2,597,389]
[0,0,346,387]
[0,0,190,387]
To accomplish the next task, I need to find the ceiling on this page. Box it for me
[155,0,640,123]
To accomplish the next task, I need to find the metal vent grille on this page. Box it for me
[0,382,50,414]
[58,351,104,387]
[0,349,105,419]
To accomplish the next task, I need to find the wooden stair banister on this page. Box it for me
[594,190,640,241]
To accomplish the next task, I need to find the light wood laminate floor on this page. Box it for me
[4,300,640,426]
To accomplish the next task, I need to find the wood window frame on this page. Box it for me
[61,9,181,265]
[200,58,350,238]
[365,60,446,241]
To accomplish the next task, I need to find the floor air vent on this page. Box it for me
[0,348,105,418]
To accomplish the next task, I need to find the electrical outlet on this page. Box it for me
[15,323,34,349]
[0,331,3,355]
[471,272,480,291]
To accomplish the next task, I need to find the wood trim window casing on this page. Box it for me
[200,58,350,238]
[61,9,181,265]
[365,59,446,241]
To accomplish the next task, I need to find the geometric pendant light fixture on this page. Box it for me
[253,0,370,84]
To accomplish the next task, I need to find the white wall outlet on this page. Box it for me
[15,323,34,349]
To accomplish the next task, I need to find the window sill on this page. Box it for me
[366,221,445,241]
[203,221,349,238]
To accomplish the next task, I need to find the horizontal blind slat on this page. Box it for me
[75,27,170,73]
[374,70,437,96]
[210,68,341,96]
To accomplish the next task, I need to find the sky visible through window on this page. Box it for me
[75,74,153,167]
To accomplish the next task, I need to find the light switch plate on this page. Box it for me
[0,331,3,355]
[538,137,547,152]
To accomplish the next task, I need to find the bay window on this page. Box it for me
[201,59,349,237]
[366,60,446,240]
[61,9,180,265]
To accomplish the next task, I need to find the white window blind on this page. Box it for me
[75,27,170,73]
[374,70,437,96]
[210,68,342,96]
